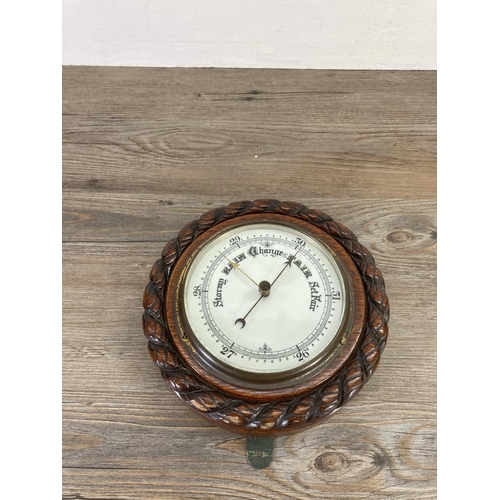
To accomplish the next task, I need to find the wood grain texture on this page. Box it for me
[63,67,436,499]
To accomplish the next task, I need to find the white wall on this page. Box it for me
[62,0,436,69]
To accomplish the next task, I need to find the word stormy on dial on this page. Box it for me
[213,278,227,307]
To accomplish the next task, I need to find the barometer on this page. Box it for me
[143,199,389,468]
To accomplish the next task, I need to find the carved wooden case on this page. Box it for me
[142,199,389,436]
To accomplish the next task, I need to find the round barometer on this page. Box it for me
[143,200,389,468]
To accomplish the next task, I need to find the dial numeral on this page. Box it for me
[293,237,306,248]
[220,345,235,358]
[296,348,310,362]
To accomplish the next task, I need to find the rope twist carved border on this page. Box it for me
[142,199,389,433]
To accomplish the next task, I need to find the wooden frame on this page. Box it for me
[143,199,390,436]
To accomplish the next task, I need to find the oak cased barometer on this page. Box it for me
[142,200,389,468]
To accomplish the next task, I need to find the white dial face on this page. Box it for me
[183,222,347,376]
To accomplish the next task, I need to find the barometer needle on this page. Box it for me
[234,248,301,329]
[220,253,260,288]
[270,247,302,286]
[235,295,264,329]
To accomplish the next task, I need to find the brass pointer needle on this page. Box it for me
[220,253,260,288]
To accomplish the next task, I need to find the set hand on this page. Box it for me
[220,253,260,288]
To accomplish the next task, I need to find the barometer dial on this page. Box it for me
[182,222,348,384]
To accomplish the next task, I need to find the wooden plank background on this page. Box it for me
[62,67,436,500]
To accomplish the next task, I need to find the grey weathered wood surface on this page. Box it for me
[63,67,436,499]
